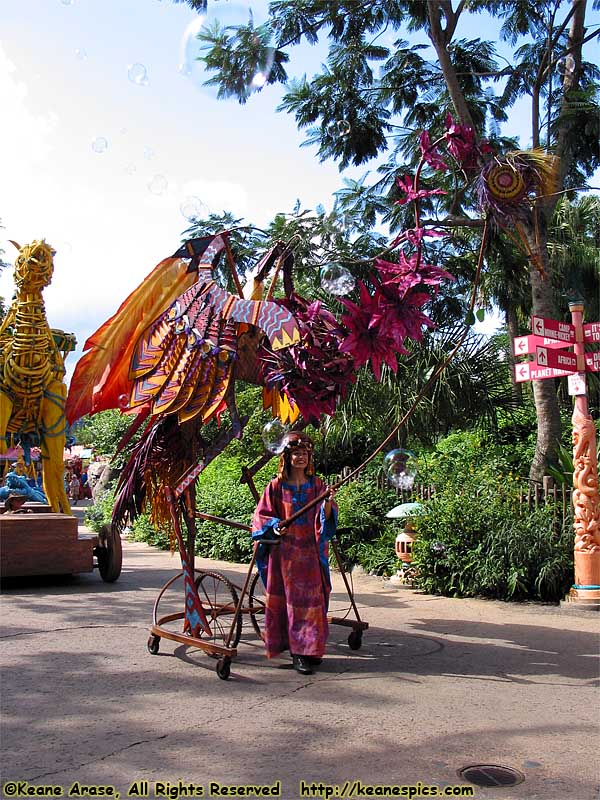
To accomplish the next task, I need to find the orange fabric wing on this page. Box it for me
[66,257,197,423]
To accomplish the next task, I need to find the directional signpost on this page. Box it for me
[584,322,600,343]
[513,335,570,356]
[531,315,576,343]
[513,304,600,607]
[514,362,573,383]
[535,346,580,372]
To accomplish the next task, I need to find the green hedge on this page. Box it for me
[411,430,574,602]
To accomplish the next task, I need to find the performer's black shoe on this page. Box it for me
[292,655,314,675]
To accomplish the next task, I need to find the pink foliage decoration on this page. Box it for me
[255,114,495,422]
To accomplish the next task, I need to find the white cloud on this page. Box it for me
[0,44,59,169]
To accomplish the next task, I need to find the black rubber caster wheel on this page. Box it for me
[147,635,160,655]
[216,658,231,680]
[96,524,123,583]
[348,630,362,650]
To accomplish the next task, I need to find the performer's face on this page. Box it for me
[285,438,313,472]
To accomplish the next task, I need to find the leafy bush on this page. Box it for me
[411,449,574,602]
[84,484,117,532]
[335,470,400,575]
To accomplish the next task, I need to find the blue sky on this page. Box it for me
[1,1,598,384]
[0,0,345,379]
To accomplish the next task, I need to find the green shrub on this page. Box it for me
[411,476,574,602]
[131,513,172,550]
[84,484,117,532]
[334,471,400,575]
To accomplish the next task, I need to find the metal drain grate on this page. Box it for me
[457,765,525,788]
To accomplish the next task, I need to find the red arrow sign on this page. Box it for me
[513,334,571,356]
[585,351,600,372]
[536,346,579,372]
[515,361,575,383]
[531,315,576,343]
[584,322,600,344]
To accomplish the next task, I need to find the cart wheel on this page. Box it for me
[348,630,362,650]
[216,657,231,680]
[248,570,266,641]
[147,635,160,655]
[195,571,242,648]
[96,525,123,583]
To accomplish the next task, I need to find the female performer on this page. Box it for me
[251,431,337,675]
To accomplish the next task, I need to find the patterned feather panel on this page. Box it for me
[197,283,301,350]
[128,325,188,409]
[177,358,218,424]
[159,343,206,417]
[152,338,207,415]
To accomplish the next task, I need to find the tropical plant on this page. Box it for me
[174,0,600,480]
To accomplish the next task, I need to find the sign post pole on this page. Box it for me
[568,302,600,605]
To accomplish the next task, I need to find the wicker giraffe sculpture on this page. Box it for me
[0,240,73,513]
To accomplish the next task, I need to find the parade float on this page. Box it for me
[0,240,122,581]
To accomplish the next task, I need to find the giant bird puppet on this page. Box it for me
[66,233,308,538]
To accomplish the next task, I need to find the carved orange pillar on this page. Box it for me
[568,303,600,603]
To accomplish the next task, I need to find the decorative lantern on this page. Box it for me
[386,501,423,583]
[395,526,416,563]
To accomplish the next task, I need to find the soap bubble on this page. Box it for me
[262,419,289,455]
[180,196,207,221]
[143,146,155,160]
[148,174,168,195]
[327,119,351,139]
[320,263,355,296]
[91,136,108,153]
[61,0,75,5]
[383,449,417,490]
[124,163,137,175]
[178,3,272,98]
[75,48,87,60]
[128,62,149,86]
[557,54,575,76]
[117,394,130,410]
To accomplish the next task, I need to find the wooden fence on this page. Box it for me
[329,468,572,518]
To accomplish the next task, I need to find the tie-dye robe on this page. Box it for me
[251,476,338,659]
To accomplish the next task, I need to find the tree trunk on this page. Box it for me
[426,1,477,130]
[526,226,562,481]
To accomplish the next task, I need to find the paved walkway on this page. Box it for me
[1,510,598,800]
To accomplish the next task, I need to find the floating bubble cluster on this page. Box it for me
[320,263,355,296]
[262,419,289,455]
[128,62,149,86]
[148,174,168,195]
[180,196,207,221]
[91,136,108,154]
[383,449,418,490]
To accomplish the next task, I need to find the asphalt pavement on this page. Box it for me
[1,506,598,800]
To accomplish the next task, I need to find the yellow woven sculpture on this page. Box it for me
[0,240,73,513]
